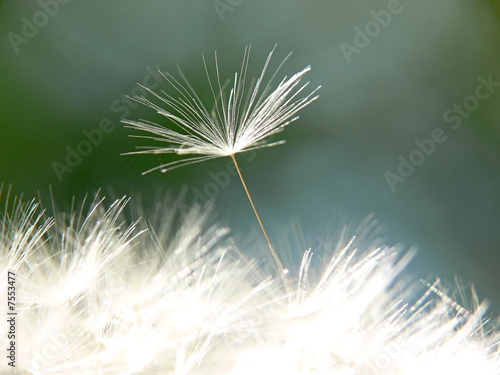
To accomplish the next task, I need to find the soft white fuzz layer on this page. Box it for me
[0,195,498,374]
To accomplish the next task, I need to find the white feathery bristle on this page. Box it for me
[0,194,498,374]
[122,46,320,174]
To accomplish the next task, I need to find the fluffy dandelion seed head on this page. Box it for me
[1,191,499,374]
[122,46,320,174]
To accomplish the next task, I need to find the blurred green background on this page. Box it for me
[1,0,499,314]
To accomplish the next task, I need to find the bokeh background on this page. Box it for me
[1,0,499,314]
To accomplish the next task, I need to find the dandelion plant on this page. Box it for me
[2,46,498,375]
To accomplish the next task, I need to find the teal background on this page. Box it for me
[1,1,499,314]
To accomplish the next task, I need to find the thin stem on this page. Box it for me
[230,154,293,291]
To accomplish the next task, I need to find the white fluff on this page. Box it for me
[1,192,498,374]
[122,46,320,174]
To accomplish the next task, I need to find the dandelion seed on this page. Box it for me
[123,46,320,288]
